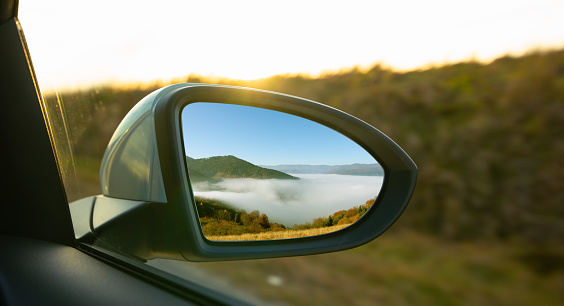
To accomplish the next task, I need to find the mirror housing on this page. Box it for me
[72,83,417,261]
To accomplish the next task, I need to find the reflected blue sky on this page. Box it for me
[181,103,376,165]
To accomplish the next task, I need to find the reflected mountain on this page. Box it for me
[262,163,384,176]
[186,155,299,183]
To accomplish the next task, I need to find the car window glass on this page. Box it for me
[20,1,564,305]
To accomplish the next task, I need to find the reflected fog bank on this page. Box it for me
[192,174,384,226]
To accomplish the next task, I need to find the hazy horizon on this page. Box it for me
[20,1,564,91]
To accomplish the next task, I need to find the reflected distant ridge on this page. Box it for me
[261,163,384,176]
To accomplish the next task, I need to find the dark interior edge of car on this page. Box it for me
[0,1,246,305]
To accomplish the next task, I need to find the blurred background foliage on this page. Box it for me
[47,49,564,305]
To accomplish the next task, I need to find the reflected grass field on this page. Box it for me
[206,224,349,241]
[160,229,564,305]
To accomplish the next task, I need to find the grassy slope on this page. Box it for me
[57,50,564,304]
[180,229,564,305]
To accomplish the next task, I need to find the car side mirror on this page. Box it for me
[70,83,417,262]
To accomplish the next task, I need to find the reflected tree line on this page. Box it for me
[196,196,375,237]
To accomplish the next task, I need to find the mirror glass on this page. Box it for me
[181,103,384,241]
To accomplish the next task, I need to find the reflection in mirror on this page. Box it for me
[181,103,384,241]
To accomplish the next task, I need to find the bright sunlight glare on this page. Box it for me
[18,0,564,90]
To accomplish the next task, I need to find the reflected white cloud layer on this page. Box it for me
[193,174,383,226]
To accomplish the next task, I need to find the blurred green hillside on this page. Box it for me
[52,49,564,246]
[49,49,564,305]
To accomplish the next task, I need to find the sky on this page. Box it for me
[182,103,376,165]
[18,0,564,91]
